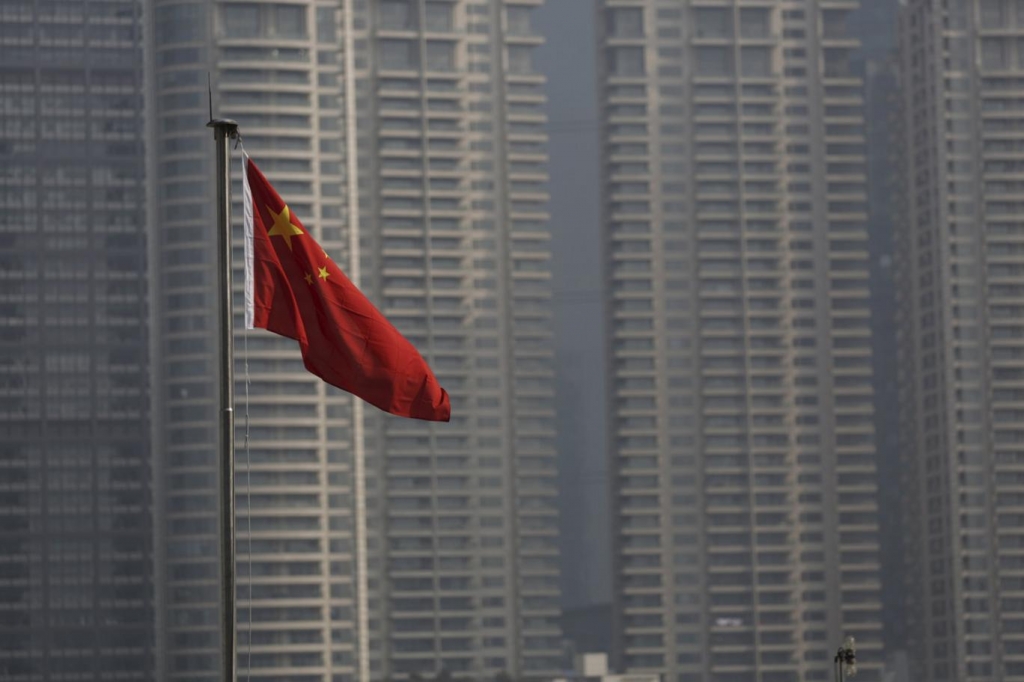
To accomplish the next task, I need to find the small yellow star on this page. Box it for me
[318,266,330,281]
[304,272,314,285]
[266,205,304,250]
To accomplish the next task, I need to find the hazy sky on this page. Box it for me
[535,0,611,610]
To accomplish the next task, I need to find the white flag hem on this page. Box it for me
[241,152,255,330]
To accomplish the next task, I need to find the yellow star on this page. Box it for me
[318,266,330,281]
[266,205,303,250]
[304,272,313,285]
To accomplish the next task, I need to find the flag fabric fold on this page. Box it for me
[241,155,451,422]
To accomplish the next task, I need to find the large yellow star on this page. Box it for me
[267,205,303,250]
[318,266,330,281]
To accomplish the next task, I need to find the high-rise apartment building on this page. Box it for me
[150,2,358,680]
[150,1,560,680]
[354,1,562,678]
[0,0,153,679]
[598,2,884,681]
[896,1,1024,680]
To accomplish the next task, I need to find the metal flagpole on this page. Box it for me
[208,117,239,682]
[340,2,370,680]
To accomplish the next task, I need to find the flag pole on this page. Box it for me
[340,1,370,679]
[208,117,239,682]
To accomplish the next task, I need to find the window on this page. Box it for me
[221,3,306,39]
[607,7,643,37]
[425,1,453,31]
[608,46,644,76]
[982,38,1008,70]
[508,45,534,75]
[507,5,534,36]
[695,7,732,39]
[222,3,259,38]
[379,39,417,69]
[696,46,733,77]
[156,3,206,44]
[275,4,306,38]
[426,41,454,71]
[981,0,1006,27]
[316,6,336,42]
[379,0,414,29]
[742,47,772,77]
[740,8,771,38]
[821,9,847,38]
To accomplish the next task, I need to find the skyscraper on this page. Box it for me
[150,2,358,679]
[598,1,884,680]
[896,0,1024,680]
[0,0,153,678]
[353,1,563,678]
[150,1,561,680]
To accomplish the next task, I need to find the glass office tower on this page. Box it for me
[0,0,153,679]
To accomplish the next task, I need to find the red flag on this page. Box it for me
[242,156,450,422]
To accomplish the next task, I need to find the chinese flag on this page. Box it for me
[242,156,450,422]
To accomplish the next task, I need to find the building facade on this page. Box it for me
[149,1,560,680]
[149,1,358,680]
[896,0,1024,680]
[353,1,563,679]
[598,1,884,680]
[0,0,153,679]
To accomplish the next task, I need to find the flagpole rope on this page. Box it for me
[242,322,253,680]
[237,138,253,681]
